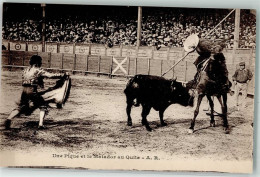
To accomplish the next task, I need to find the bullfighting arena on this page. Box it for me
[0,69,254,164]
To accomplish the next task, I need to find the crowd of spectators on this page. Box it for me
[2,20,41,42]
[2,8,256,49]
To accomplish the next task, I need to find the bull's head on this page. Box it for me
[170,79,194,107]
[170,77,177,91]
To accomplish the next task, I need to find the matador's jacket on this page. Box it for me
[15,66,63,115]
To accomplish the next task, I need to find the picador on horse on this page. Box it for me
[182,34,232,133]
[185,34,232,94]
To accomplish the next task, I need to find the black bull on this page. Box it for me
[124,75,194,131]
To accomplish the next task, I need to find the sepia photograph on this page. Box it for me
[0,2,257,174]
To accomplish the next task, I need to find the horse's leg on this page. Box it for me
[206,95,215,127]
[217,94,229,132]
[141,104,152,131]
[189,94,204,133]
[222,93,229,130]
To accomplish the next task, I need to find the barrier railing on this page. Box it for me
[1,49,255,96]
[2,40,255,65]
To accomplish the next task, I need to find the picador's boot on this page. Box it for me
[187,72,199,89]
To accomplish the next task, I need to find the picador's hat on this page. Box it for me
[183,34,199,52]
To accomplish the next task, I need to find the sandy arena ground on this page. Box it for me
[0,69,255,165]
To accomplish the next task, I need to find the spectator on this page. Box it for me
[232,62,253,110]
[2,9,256,48]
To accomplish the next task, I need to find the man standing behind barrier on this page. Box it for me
[232,62,253,110]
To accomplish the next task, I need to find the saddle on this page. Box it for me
[188,57,231,94]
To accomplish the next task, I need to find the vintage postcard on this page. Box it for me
[0,2,256,173]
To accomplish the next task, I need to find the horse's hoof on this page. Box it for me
[38,126,46,130]
[188,129,194,134]
[146,127,152,132]
[210,122,215,127]
[224,127,230,134]
[127,122,132,126]
[161,122,168,126]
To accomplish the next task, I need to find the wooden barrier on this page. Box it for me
[149,59,162,76]
[38,52,50,68]
[137,46,153,58]
[91,44,106,56]
[28,42,42,52]
[9,42,26,51]
[153,48,168,60]
[59,43,74,54]
[24,52,38,66]
[50,53,62,69]
[1,47,255,95]
[128,58,137,76]
[75,44,90,55]
[87,56,99,73]
[111,56,128,75]
[46,42,58,53]
[161,60,175,79]
[2,40,254,65]
[122,46,137,58]
[100,56,112,74]
[2,40,9,50]
[1,51,9,65]
[75,54,87,71]
[107,47,121,57]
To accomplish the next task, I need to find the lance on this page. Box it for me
[161,51,191,77]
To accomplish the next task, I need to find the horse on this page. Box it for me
[188,53,231,134]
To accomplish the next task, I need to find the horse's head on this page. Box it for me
[197,52,230,95]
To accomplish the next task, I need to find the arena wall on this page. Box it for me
[1,40,255,95]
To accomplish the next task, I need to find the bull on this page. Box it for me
[124,75,194,131]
